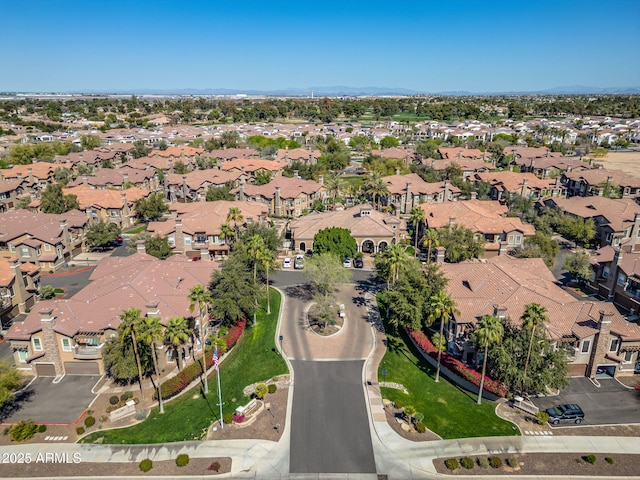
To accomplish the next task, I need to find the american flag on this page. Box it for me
[213,346,220,371]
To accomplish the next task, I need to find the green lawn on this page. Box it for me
[379,327,519,439]
[80,288,288,444]
[124,224,147,234]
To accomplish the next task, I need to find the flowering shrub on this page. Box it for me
[156,319,247,400]
[407,328,507,398]
[233,414,245,423]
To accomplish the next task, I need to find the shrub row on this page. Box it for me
[155,320,247,400]
[407,328,507,398]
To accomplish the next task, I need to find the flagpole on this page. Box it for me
[214,346,224,429]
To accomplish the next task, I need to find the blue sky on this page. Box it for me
[2,0,639,93]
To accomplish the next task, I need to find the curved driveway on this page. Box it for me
[279,281,377,474]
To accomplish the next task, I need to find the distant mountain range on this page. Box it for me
[10,85,640,97]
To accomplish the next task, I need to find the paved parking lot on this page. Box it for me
[0,375,100,424]
[533,377,640,426]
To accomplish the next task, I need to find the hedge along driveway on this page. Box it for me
[80,288,288,444]
[379,327,519,440]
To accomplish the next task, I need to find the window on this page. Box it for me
[21,247,29,258]
[580,339,591,353]
[195,234,206,244]
[87,337,98,347]
[33,338,42,351]
[184,236,191,245]
[167,349,174,362]
[168,236,175,245]
[609,338,620,352]
[603,266,610,278]
[44,244,51,251]
[61,338,72,352]
[9,244,15,252]
[17,350,27,363]
[613,237,620,246]
[623,350,633,362]
[617,273,627,287]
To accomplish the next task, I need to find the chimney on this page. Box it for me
[318,175,324,186]
[395,167,400,176]
[521,178,528,196]
[493,305,507,318]
[82,175,88,186]
[136,239,146,254]
[470,191,478,200]
[498,241,509,256]
[182,175,188,199]
[448,217,456,230]
[443,179,450,202]
[608,248,623,298]
[294,170,299,179]
[435,246,446,263]
[145,302,160,318]
[239,183,246,201]
[27,168,34,182]
[587,311,614,379]
[404,182,412,213]
[39,307,64,376]
[274,186,282,216]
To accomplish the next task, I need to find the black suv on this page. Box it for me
[354,257,364,268]
[545,404,585,424]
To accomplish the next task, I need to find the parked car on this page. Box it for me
[294,255,305,269]
[343,258,352,268]
[545,404,585,424]
[353,257,364,268]
[282,257,292,268]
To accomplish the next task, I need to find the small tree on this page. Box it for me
[254,383,268,399]
[304,253,352,299]
[40,184,80,214]
[145,235,172,259]
[86,220,121,249]
[564,251,592,285]
[312,227,357,260]
[134,192,168,222]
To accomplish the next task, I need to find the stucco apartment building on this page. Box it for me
[6,249,217,377]
[419,199,535,256]
[232,176,327,218]
[383,173,461,213]
[0,210,88,271]
[148,201,268,260]
[290,204,403,254]
[0,257,40,330]
[562,167,640,198]
[439,255,640,379]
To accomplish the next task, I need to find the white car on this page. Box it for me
[282,257,292,268]
[343,258,352,268]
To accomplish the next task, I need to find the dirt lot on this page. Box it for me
[590,149,640,176]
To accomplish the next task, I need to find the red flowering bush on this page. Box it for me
[407,328,507,398]
[233,414,245,423]
[156,319,247,400]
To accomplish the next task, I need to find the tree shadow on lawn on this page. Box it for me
[0,386,35,422]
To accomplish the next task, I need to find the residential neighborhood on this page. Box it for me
[0,92,639,478]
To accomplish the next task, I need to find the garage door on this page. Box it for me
[35,363,56,376]
[64,362,100,375]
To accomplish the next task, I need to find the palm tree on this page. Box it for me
[119,308,145,394]
[427,291,459,382]
[226,207,244,238]
[521,303,549,387]
[189,285,213,394]
[258,247,278,314]
[383,243,410,287]
[409,207,425,255]
[363,172,389,210]
[164,316,190,370]
[420,229,439,263]
[138,316,165,413]
[474,315,504,404]
[246,235,265,326]
[219,223,235,249]
[324,173,343,210]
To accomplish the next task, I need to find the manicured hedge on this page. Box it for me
[407,328,507,398]
[156,320,247,400]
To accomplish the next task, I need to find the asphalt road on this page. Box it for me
[41,269,95,299]
[533,377,640,426]
[289,360,376,474]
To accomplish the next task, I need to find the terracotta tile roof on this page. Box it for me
[0,210,87,244]
[166,169,241,190]
[204,148,260,160]
[514,155,588,172]
[428,157,491,172]
[291,205,398,241]
[65,185,151,210]
[383,173,461,196]
[275,148,321,162]
[0,179,21,194]
[547,196,640,232]
[233,176,323,200]
[0,257,17,286]
[440,255,640,341]
[68,168,127,188]
[1,161,56,180]
[564,168,640,188]
[439,147,486,159]
[419,200,535,235]
[476,171,556,191]
[5,253,218,340]
[221,158,288,173]
[379,147,414,159]
[149,146,204,157]
[502,146,562,159]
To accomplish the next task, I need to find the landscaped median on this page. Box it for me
[378,323,518,440]
[80,288,288,444]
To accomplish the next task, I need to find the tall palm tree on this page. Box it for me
[420,229,439,263]
[258,247,278,314]
[246,235,265,326]
[409,207,425,255]
[219,223,235,250]
[226,207,244,238]
[324,173,343,210]
[363,172,389,210]
[189,285,213,394]
[521,303,549,387]
[164,316,190,370]
[138,316,165,414]
[427,291,459,382]
[119,308,145,394]
[383,243,410,287]
[474,315,504,405]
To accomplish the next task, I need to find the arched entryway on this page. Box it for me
[299,242,306,253]
[377,241,389,252]
[361,239,375,254]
